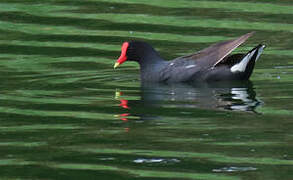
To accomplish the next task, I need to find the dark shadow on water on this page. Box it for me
[115,81,263,122]
[140,81,262,112]
[0,44,115,57]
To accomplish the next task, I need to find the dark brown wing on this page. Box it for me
[178,32,254,67]
[217,54,245,67]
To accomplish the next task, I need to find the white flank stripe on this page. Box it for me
[231,49,256,73]
[256,45,265,61]
[185,65,196,69]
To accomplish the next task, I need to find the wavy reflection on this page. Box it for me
[115,91,131,122]
[140,81,262,112]
[115,81,262,125]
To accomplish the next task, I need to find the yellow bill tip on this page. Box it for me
[114,62,120,69]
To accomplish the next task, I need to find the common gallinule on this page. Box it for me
[114,32,265,82]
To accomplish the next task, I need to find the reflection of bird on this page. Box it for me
[140,81,262,112]
[114,90,131,122]
[114,32,265,83]
[119,100,130,109]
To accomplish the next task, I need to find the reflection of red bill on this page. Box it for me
[120,113,129,121]
[114,113,130,122]
[119,99,130,109]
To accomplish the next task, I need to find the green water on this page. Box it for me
[0,0,293,179]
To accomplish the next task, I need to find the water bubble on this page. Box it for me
[133,158,180,164]
[213,166,257,172]
[99,157,115,161]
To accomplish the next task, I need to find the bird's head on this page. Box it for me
[114,41,158,69]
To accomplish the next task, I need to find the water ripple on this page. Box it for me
[213,166,257,173]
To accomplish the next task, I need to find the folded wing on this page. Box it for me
[178,32,254,67]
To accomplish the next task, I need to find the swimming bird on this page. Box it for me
[114,32,265,83]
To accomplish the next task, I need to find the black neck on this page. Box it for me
[138,52,165,70]
[128,41,166,69]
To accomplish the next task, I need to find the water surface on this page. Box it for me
[0,0,293,179]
